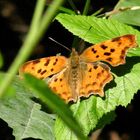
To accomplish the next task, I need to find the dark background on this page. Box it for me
[0,0,140,140]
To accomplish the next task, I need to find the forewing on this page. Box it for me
[80,34,137,66]
[79,62,113,97]
[19,56,67,79]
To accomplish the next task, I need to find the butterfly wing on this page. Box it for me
[48,68,75,103]
[19,56,68,79]
[80,34,137,66]
[79,62,113,97]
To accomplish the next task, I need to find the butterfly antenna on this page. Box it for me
[49,37,71,52]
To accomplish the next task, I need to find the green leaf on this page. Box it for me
[0,73,16,98]
[124,47,140,57]
[115,0,140,9]
[110,10,140,27]
[55,59,140,140]
[23,74,88,140]
[55,13,140,140]
[55,14,140,43]
[110,0,140,26]
[0,75,55,140]
[94,111,116,131]
[56,14,140,56]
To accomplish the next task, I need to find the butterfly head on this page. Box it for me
[70,48,80,67]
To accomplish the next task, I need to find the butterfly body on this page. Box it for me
[20,34,137,103]
[67,49,80,101]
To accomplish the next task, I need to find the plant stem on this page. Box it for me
[82,0,90,15]
[59,6,75,14]
[0,51,3,69]
[68,0,80,14]
[0,0,64,97]
[29,0,46,33]
[39,0,64,39]
[92,8,104,16]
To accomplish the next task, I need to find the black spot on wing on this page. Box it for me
[52,87,57,92]
[88,90,94,94]
[92,82,96,85]
[104,52,111,56]
[101,70,104,73]
[91,48,97,54]
[44,59,50,66]
[118,42,122,45]
[94,89,100,93]
[110,49,115,52]
[96,55,99,58]
[53,58,58,65]
[111,37,120,42]
[41,70,47,75]
[33,59,40,64]
[54,78,58,82]
[88,68,92,72]
[121,50,125,55]
[106,57,112,62]
[97,72,101,78]
[120,55,124,59]
[94,65,98,69]
[62,92,67,95]
[37,69,42,73]
[53,61,57,65]
[101,44,108,50]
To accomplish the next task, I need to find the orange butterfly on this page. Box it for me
[19,34,137,103]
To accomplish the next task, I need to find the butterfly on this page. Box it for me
[19,34,137,103]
